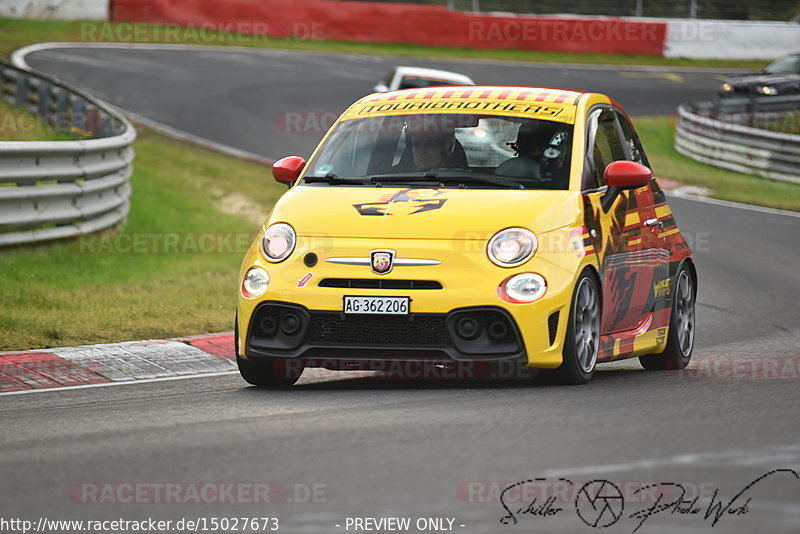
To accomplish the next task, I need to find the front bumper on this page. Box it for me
[245,302,527,363]
[237,234,584,369]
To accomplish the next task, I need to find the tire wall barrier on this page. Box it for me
[0,60,136,247]
[110,0,668,56]
[675,96,800,185]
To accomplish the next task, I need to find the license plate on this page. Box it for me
[343,296,409,315]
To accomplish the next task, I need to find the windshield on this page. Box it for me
[764,54,800,74]
[303,113,573,190]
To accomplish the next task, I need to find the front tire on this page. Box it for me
[236,354,303,387]
[640,264,695,370]
[551,270,600,385]
[235,313,303,387]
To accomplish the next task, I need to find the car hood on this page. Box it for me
[268,186,581,240]
[727,73,800,87]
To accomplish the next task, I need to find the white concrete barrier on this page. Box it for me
[664,19,800,60]
[0,0,108,20]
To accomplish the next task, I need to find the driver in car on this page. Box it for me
[494,122,557,180]
[393,117,468,172]
[410,131,458,170]
[494,122,571,188]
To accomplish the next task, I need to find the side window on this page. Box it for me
[585,108,626,189]
[616,111,647,166]
[383,69,396,89]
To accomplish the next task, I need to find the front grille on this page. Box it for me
[307,312,451,346]
[318,278,442,290]
[548,311,560,346]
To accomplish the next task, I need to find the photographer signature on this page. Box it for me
[498,469,799,532]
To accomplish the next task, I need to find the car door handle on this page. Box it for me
[644,218,664,229]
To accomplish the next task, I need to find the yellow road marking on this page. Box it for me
[620,72,685,83]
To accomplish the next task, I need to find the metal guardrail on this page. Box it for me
[675,95,800,185]
[0,60,136,247]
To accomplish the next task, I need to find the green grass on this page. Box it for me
[635,116,800,211]
[0,17,768,69]
[0,99,83,141]
[0,127,284,350]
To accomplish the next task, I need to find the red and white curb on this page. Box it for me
[0,332,237,394]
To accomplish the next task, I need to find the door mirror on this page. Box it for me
[604,160,653,189]
[600,161,653,212]
[272,156,306,187]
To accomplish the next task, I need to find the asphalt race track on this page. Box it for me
[22,45,737,159]
[2,45,799,533]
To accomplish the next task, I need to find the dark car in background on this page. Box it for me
[720,53,800,96]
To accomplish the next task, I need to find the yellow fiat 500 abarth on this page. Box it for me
[236,86,696,386]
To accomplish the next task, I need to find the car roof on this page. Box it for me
[346,85,591,125]
[393,66,475,84]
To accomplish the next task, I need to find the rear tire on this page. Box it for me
[550,270,600,385]
[235,313,303,387]
[640,264,695,370]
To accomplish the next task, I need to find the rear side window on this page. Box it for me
[586,108,625,188]
[382,69,396,88]
[616,111,647,166]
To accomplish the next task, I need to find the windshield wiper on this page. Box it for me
[443,175,524,189]
[371,171,523,189]
[370,172,442,183]
[303,173,371,185]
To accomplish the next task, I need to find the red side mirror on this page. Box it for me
[272,156,306,186]
[604,161,653,190]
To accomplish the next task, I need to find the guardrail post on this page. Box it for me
[0,65,8,100]
[86,103,99,137]
[37,80,51,118]
[15,71,28,107]
[54,88,69,132]
[72,99,87,133]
